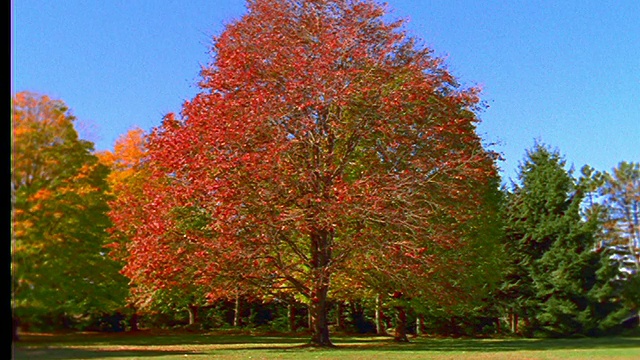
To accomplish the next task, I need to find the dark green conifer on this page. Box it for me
[500,144,627,336]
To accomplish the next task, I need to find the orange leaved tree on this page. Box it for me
[12,92,126,338]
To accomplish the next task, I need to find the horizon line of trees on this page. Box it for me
[11,0,639,346]
[12,90,639,341]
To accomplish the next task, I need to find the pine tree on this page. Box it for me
[500,145,573,335]
[500,144,626,336]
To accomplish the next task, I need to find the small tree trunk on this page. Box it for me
[415,314,423,336]
[129,311,139,332]
[288,302,297,333]
[12,316,20,341]
[336,301,345,331]
[522,315,532,337]
[125,303,139,332]
[233,293,241,327]
[394,305,409,342]
[511,312,519,334]
[60,313,72,329]
[375,294,387,335]
[187,305,198,325]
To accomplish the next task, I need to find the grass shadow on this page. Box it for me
[330,335,640,353]
[17,330,309,346]
[13,331,640,358]
[202,334,640,354]
[13,347,203,360]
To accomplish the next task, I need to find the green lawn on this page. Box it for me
[12,330,640,359]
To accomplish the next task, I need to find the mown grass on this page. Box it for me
[12,329,640,359]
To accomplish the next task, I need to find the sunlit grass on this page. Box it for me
[13,330,640,359]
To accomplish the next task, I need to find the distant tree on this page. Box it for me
[600,162,640,258]
[598,162,640,315]
[125,0,498,346]
[98,128,153,331]
[572,166,629,334]
[97,128,148,192]
[11,92,127,338]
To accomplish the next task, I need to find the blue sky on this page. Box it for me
[12,0,640,181]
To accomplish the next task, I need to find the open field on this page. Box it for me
[13,330,640,360]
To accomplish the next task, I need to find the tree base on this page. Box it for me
[305,340,336,348]
[394,336,410,343]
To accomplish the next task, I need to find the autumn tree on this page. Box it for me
[124,0,498,346]
[98,128,151,330]
[101,129,248,329]
[11,91,127,338]
[600,162,639,259]
[598,162,640,314]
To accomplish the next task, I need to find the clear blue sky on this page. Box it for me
[12,0,640,181]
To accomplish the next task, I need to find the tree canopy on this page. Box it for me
[11,92,127,335]
[109,0,500,346]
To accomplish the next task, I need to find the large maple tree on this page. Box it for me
[118,0,498,346]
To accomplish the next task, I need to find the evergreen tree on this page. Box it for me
[500,144,625,336]
[500,144,573,335]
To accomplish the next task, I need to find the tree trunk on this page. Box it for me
[510,312,519,334]
[129,310,139,332]
[187,305,198,325]
[288,302,297,333]
[415,314,423,336]
[125,303,139,332]
[309,284,332,346]
[336,301,345,331]
[522,315,532,337]
[394,305,409,342]
[308,229,333,347]
[12,316,20,341]
[375,294,387,335]
[233,293,241,327]
[60,313,72,329]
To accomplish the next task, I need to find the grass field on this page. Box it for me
[12,330,640,359]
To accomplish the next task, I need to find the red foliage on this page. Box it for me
[112,0,498,345]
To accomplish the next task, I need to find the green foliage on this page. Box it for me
[12,92,128,330]
[499,144,629,336]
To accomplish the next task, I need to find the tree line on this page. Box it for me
[11,0,639,345]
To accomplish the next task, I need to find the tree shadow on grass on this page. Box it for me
[14,332,640,357]
[13,347,203,360]
[206,335,640,354]
[332,336,640,353]
[17,331,309,347]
